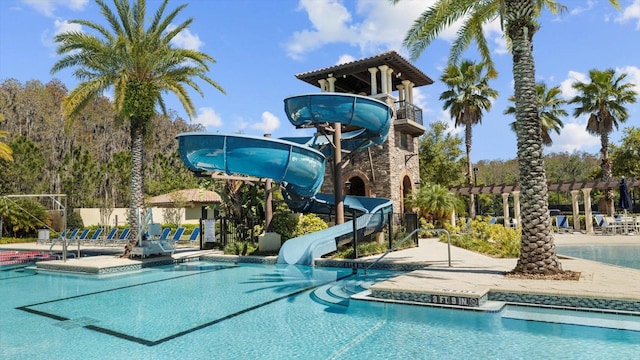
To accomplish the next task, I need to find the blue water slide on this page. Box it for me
[177,93,393,266]
[176,133,326,198]
[276,195,393,265]
[283,93,393,154]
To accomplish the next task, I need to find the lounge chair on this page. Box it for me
[83,228,103,245]
[188,227,201,243]
[602,216,620,235]
[158,227,171,240]
[555,215,570,233]
[171,227,186,243]
[70,228,90,244]
[488,217,497,225]
[117,228,131,243]
[102,228,119,245]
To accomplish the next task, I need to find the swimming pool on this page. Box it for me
[557,245,640,270]
[1,261,639,359]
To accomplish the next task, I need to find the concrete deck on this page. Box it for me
[362,234,640,312]
[2,233,640,312]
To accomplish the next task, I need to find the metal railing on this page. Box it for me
[394,100,423,126]
[364,228,451,274]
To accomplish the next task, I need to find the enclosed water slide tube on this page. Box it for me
[177,133,326,199]
[177,93,393,266]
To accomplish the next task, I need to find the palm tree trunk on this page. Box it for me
[122,125,145,258]
[466,123,476,218]
[600,132,614,216]
[506,0,562,274]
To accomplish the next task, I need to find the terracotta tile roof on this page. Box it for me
[295,50,434,94]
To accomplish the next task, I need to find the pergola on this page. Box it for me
[449,178,640,233]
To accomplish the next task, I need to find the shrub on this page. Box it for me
[271,213,298,240]
[223,241,257,256]
[447,219,521,258]
[292,213,328,237]
[67,211,84,230]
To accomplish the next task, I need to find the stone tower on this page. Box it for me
[294,51,433,214]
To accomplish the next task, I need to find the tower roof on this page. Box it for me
[295,50,434,94]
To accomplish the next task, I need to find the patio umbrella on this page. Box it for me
[618,177,632,233]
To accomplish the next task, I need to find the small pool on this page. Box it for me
[1,261,639,359]
[557,245,640,270]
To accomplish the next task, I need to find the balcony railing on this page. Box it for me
[395,100,423,125]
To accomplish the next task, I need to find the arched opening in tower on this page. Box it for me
[346,176,366,196]
[402,175,413,213]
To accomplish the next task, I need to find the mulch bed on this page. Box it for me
[505,270,581,281]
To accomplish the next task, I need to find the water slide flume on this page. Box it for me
[177,93,393,265]
[177,133,326,199]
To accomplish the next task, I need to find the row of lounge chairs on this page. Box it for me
[45,227,201,246]
[555,214,640,235]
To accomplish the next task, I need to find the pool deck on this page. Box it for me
[2,233,640,312]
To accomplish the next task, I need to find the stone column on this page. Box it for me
[318,79,327,92]
[571,190,580,232]
[378,65,389,94]
[502,193,510,228]
[512,190,521,227]
[327,75,336,92]
[407,81,414,104]
[386,68,394,95]
[582,188,593,233]
[396,84,405,102]
[368,67,378,95]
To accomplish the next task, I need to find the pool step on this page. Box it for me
[501,305,640,331]
[311,281,371,307]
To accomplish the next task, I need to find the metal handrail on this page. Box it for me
[364,228,451,274]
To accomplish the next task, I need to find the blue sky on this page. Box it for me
[1,0,639,161]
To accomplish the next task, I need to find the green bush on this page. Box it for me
[271,213,298,240]
[67,211,84,230]
[292,213,328,237]
[332,240,388,259]
[272,213,328,241]
[223,241,257,256]
[448,219,521,258]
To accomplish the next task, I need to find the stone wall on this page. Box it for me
[320,94,420,214]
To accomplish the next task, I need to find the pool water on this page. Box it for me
[1,261,639,360]
[557,245,640,270]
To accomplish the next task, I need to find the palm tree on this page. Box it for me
[51,0,225,257]
[0,114,13,162]
[405,182,464,227]
[505,82,566,146]
[440,60,498,219]
[392,0,625,275]
[569,69,637,216]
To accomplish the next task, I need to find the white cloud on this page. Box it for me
[285,0,358,60]
[569,0,595,16]
[616,0,640,29]
[22,0,88,17]
[616,65,640,97]
[285,0,511,61]
[53,19,81,35]
[559,70,589,100]
[547,121,599,154]
[42,18,83,52]
[336,54,356,65]
[169,28,203,51]
[250,112,281,134]
[194,107,223,128]
[285,0,439,60]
